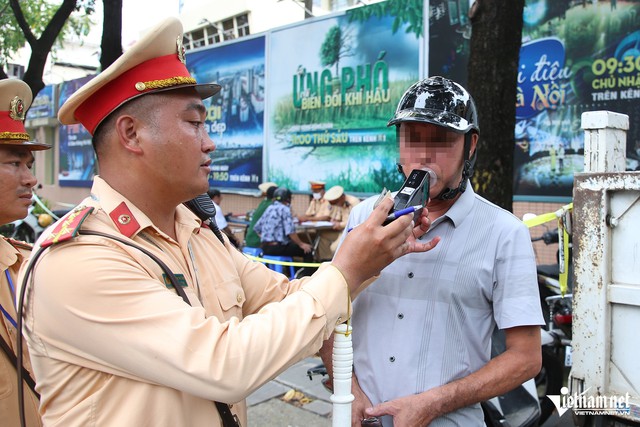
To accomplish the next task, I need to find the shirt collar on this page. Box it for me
[90,176,201,239]
[0,237,20,271]
[440,181,475,228]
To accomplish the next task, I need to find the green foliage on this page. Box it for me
[320,25,343,71]
[346,0,423,38]
[0,0,95,69]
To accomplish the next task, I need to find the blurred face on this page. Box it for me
[398,122,474,198]
[0,145,37,224]
[136,89,215,200]
[311,187,325,199]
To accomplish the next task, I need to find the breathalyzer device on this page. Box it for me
[384,168,436,225]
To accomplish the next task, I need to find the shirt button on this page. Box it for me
[236,293,243,303]
[408,272,414,278]
[397,313,404,319]
[389,356,396,362]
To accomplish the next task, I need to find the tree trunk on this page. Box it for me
[467,0,524,212]
[10,0,78,97]
[100,0,123,70]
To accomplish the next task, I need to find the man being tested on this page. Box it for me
[17,18,439,427]
[322,76,543,426]
[0,78,50,427]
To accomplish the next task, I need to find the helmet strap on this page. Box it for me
[436,132,476,200]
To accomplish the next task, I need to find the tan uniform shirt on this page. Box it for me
[327,195,361,230]
[19,177,351,427]
[304,198,330,218]
[0,237,41,427]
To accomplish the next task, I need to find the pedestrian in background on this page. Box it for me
[244,181,277,248]
[208,188,240,248]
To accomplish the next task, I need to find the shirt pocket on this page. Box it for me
[213,278,245,318]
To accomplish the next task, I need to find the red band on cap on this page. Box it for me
[0,111,27,135]
[75,54,194,135]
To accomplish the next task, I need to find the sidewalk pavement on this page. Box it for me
[247,356,578,427]
[246,356,333,427]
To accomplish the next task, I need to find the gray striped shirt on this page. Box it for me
[348,185,544,426]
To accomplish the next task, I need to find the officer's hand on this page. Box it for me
[331,197,439,293]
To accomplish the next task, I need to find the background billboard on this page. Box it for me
[430,0,640,200]
[266,6,423,193]
[187,35,266,191]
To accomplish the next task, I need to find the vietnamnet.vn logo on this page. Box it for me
[548,387,631,416]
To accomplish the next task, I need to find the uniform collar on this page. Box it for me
[90,176,201,239]
[0,237,21,271]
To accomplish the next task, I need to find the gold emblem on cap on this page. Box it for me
[176,36,186,64]
[118,214,131,225]
[135,76,196,92]
[9,96,26,121]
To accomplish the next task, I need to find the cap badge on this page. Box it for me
[9,96,26,121]
[176,36,186,64]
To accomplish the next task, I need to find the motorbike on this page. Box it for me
[8,192,71,243]
[532,227,573,425]
[307,326,542,427]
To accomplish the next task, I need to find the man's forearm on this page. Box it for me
[413,327,541,420]
[289,233,306,247]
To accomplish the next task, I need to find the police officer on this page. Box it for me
[0,78,50,427]
[297,180,330,222]
[317,185,360,260]
[17,18,439,427]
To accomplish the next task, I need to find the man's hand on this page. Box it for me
[364,392,437,427]
[299,242,312,253]
[352,376,374,426]
[364,326,542,426]
[332,197,439,293]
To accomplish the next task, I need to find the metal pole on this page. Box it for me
[331,323,353,427]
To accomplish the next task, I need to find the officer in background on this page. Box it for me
[0,79,50,427]
[17,18,438,426]
[316,185,360,261]
[297,180,330,222]
[244,181,277,248]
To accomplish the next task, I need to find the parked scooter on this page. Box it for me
[532,227,573,424]
[9,192,71,243]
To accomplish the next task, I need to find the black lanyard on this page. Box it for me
[17,231,240,427]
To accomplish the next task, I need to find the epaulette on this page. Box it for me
[40,206,94,248]
[6,237,33,250]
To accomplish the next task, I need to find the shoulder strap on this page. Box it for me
[0,333,39,398]
[77,230,240,427]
